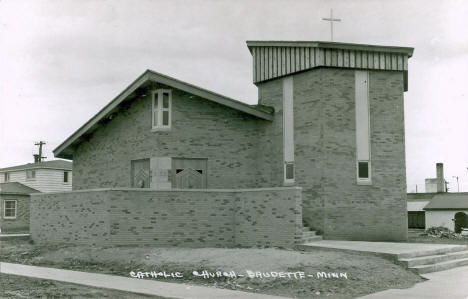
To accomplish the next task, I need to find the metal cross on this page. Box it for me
[322,9,341,41]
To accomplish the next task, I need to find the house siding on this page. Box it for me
[0,169,72,193]
[72,87,265,190]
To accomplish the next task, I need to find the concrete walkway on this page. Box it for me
[299,240,467,259]
[359,265,468,299]
[0,262,289,299]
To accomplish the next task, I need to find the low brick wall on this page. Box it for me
[30,187,302,247]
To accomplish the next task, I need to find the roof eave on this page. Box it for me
[246,40,414,57]
[54,69,273,159]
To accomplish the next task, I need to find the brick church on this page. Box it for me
[48,40,413,244]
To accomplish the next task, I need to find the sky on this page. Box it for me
[0,0,467,192]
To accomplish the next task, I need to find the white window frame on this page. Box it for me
[63,171,69,183]
[3,200,17,219]
[26,169,36,180]
[152,89,172,131]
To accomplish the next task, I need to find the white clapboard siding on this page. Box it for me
[251,46,409,84]
[0,169,72,193]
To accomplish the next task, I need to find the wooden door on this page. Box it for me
[172,158,207,189]
[131,159,150,188]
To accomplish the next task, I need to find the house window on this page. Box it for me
[64,171,69,183]
[4,172,9,182]
[3,200,17,219]
[26,170,36,180]
[152,89,172,130]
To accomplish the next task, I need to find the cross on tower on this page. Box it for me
[322,9,341,42]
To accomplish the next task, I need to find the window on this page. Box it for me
[358,161,370,179]
[26,170,36,180]
[3,200,17,219]
[4,172,9,182]
[284,162,295,182]
[64,171,69,183]
[152,89,172,130]
[355,70,371,184]
[283,77,295,184]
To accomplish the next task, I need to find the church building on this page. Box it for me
[50,40,413,243]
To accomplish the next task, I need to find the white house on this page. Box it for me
[0,160,73,193]
[424,193,468,233]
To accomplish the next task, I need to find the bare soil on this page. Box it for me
[407,229,468,245]
[0,273,161,298]
[0,239,423,298]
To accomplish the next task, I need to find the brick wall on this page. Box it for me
[0,194,30,233]
[256,68,407,241]
[30,187,302,247]
[72,86,266,190]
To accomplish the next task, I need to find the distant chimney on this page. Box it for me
[436,163,445,192]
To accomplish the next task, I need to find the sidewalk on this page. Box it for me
[359,265,468,299]
[0,262,289,299]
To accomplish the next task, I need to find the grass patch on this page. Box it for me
[0,239,423,298]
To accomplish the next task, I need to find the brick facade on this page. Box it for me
[0,194,30,233]
[52,42,411,243]
[72,87,264,190]
[30,187,302,247]
[256,68,407,240]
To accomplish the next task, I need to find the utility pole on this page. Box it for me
[34,141,47,163]
[453,176,459,192]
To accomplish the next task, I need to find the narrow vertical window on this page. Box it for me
[4,200,17,219]
[4,172,9,182]
[283,77,295,183]
[152,89,171,130]
[64,171,69,183]
[355,71,371,184]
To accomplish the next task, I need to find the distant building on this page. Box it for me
[424,193,468,233]
[0,160,72,193]
[0,182,39,233]
[407,163,468,232]
[425,163,445,193]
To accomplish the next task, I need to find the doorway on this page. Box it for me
[172,158,207,189]
[131,158,150,188]
[454,212,468,233]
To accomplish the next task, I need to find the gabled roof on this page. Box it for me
[0,182,40,194]
[54,69,273,159]
[0,160,72,172]
[424,193,468,210]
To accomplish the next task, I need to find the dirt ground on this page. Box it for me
[407,229,468,245]
[0,273,162,298]
[0,238,424,299]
